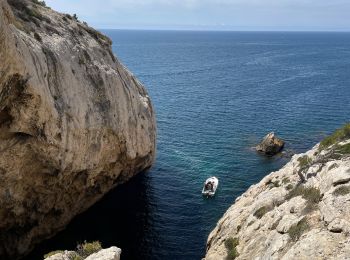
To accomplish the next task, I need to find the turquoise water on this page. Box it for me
[27,31,350,260]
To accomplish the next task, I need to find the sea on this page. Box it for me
[27,31,350,260]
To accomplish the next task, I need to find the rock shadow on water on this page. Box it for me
[24,171,157,260]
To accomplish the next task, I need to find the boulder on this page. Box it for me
[85,247,121,260]
[256,132,285,155]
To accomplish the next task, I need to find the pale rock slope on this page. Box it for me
[206,126,350,260]
[0,0,156,258]
[45,246,122,260]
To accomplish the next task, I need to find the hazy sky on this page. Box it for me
[45,0,350,31]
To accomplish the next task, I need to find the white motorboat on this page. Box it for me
[202,176,219,197]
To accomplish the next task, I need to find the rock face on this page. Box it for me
[85,247,121,260]
[0,0,156,259]
[256,132,285,155]
[206,133,350,259]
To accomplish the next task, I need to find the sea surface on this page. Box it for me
[27,31,350,260]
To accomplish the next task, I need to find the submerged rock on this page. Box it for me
[0,0,156,258]
[256,132,285,155]
[205,127,350,260]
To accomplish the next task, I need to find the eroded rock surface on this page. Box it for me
[206,130,350,259]
[0,0,156,258]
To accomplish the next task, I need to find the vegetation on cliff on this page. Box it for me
[319,123,350,149]
[44,241,102,260]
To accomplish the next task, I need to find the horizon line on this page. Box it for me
[98,28,350,33]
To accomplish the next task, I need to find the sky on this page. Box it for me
[45,0,350,31]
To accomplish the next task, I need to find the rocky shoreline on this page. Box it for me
[205,124,350,259]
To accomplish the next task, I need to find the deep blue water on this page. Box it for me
[27,31,350,260]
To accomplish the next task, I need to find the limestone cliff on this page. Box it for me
[206,125,350,259]
[0,0,156,258]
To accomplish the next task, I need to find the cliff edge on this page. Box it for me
[0,0,156,258]
[206,124,350,259]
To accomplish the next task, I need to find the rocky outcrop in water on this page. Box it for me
[206,125,350,259]
[0,0,156,258]
[256,132,285,155]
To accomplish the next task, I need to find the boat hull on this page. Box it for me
[202,177,219,197]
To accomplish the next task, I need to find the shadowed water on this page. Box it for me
[26,31,350,260]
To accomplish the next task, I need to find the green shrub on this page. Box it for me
[266,179,280,189]
[247,220,254,226]
[333,186,350,196]
[78,24,112,45]
[298,155,312,169]
[287,217,309,241]
[286,185,321,203]
[76,241,102,258]
[286,184,293,190]
[282,177,290,184]
[225,237,239,249]
[302,187,321,204]
[225,237,239,260]
[335,143,350,155]
[44,241,102,260]
[272,180,280,188]
[254,205,272,219]
[78,57,85,65]
[23,5,43,20]
[70,253,83,260]
[320,123,350,150]
[10,0,42,21]
[44,250,63,258]
[32,0,46,6]
[286,185,321,212]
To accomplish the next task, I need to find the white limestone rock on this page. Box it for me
[85,247,121,260]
